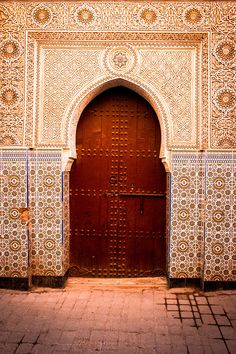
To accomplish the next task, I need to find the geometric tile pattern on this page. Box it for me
[0,150,235,282]
[28,151,63,276]
[0,151,28,277]
[170,152,236,282]
[170,153,204,279]
[204,154,235,281]
[62,171,70,274]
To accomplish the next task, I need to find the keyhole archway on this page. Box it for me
[69,86,167,277]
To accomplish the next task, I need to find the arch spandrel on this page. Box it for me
[63,77,172,171]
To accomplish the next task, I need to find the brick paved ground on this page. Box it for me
[0,278,235,354]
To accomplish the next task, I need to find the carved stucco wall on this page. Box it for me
[0,1,235,150]
[0,1,235,284]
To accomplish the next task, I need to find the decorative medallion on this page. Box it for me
[137,5,159,27]
[212,243,224,255]
[9,208,20,219]
[10,240,21,252]
[178,209,189,221]
[214,40,235,64]
[0,39,21,62]
[176,272,188,278]
[0,134,17,145]
[10,271,22,277]
[0,6,9,23]
[75,5,97,26]
[44,207,55,219]
[44,239,56,251]
[8,175,20,187]
[177,241,189,253]
[213,210,224,223]
[32,5,52,27]
[183,6,204,27]
[45,270,55,276]
[213,177,225,190]
[178,176,190,189]
[43,175,55,188]
[211,274,223,281]
[214,87,236,112]
[103,45,139,75]
[0,87,21,108]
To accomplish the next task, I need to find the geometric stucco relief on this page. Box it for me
[27,32,206,154]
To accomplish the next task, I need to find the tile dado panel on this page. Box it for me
[170,152,236,283]
[204,154,235,282]
[170,153,204,280]
[0,151,28,278]
[0,150,70,281]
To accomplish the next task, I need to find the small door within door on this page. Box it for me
[70,87,166,277]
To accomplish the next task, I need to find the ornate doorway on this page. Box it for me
[69,87,166,277]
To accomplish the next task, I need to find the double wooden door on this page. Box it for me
[70,87,166,277]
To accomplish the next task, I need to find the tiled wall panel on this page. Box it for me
[170,152,235,282]
[62,171,70,274]
[0,151,28,278]
[170,153,204,279]
[29,151,64,276]
[204,154,235,281]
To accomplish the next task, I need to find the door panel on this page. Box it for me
[70,87,166,277]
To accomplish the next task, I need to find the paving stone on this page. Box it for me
[220,326,236,340]
[31,344,55,353]
[7,331,25,344]
[199,325,222,339]
[181,318,195,326]
[201,314,216,325]
[171,344,188,354]
[215,315,231,326]
[195,297,208,305]
[2,343,19,354]
[187,344,206,354]
[22,331,40,344]
[210,305,225,315]
[198,305,212,314]
[166,299,178,305]
[181,311,194,319]
[167,304,178,311]
[15,343,34,354]
[209,339,228,354]
[226,339,236,354]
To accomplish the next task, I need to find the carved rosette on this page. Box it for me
[214,40,235,64]
[103,46,139,75]
[214,87,236,113]
[0,39,22,62]
[183,5,204,27]
[137,5,159,27]
[32,5,52,27]
[75,5,97,27]
[0,86,21,109]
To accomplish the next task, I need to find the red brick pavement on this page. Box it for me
[0,278,235,353]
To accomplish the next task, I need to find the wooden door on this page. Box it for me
[69,87,166,277]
